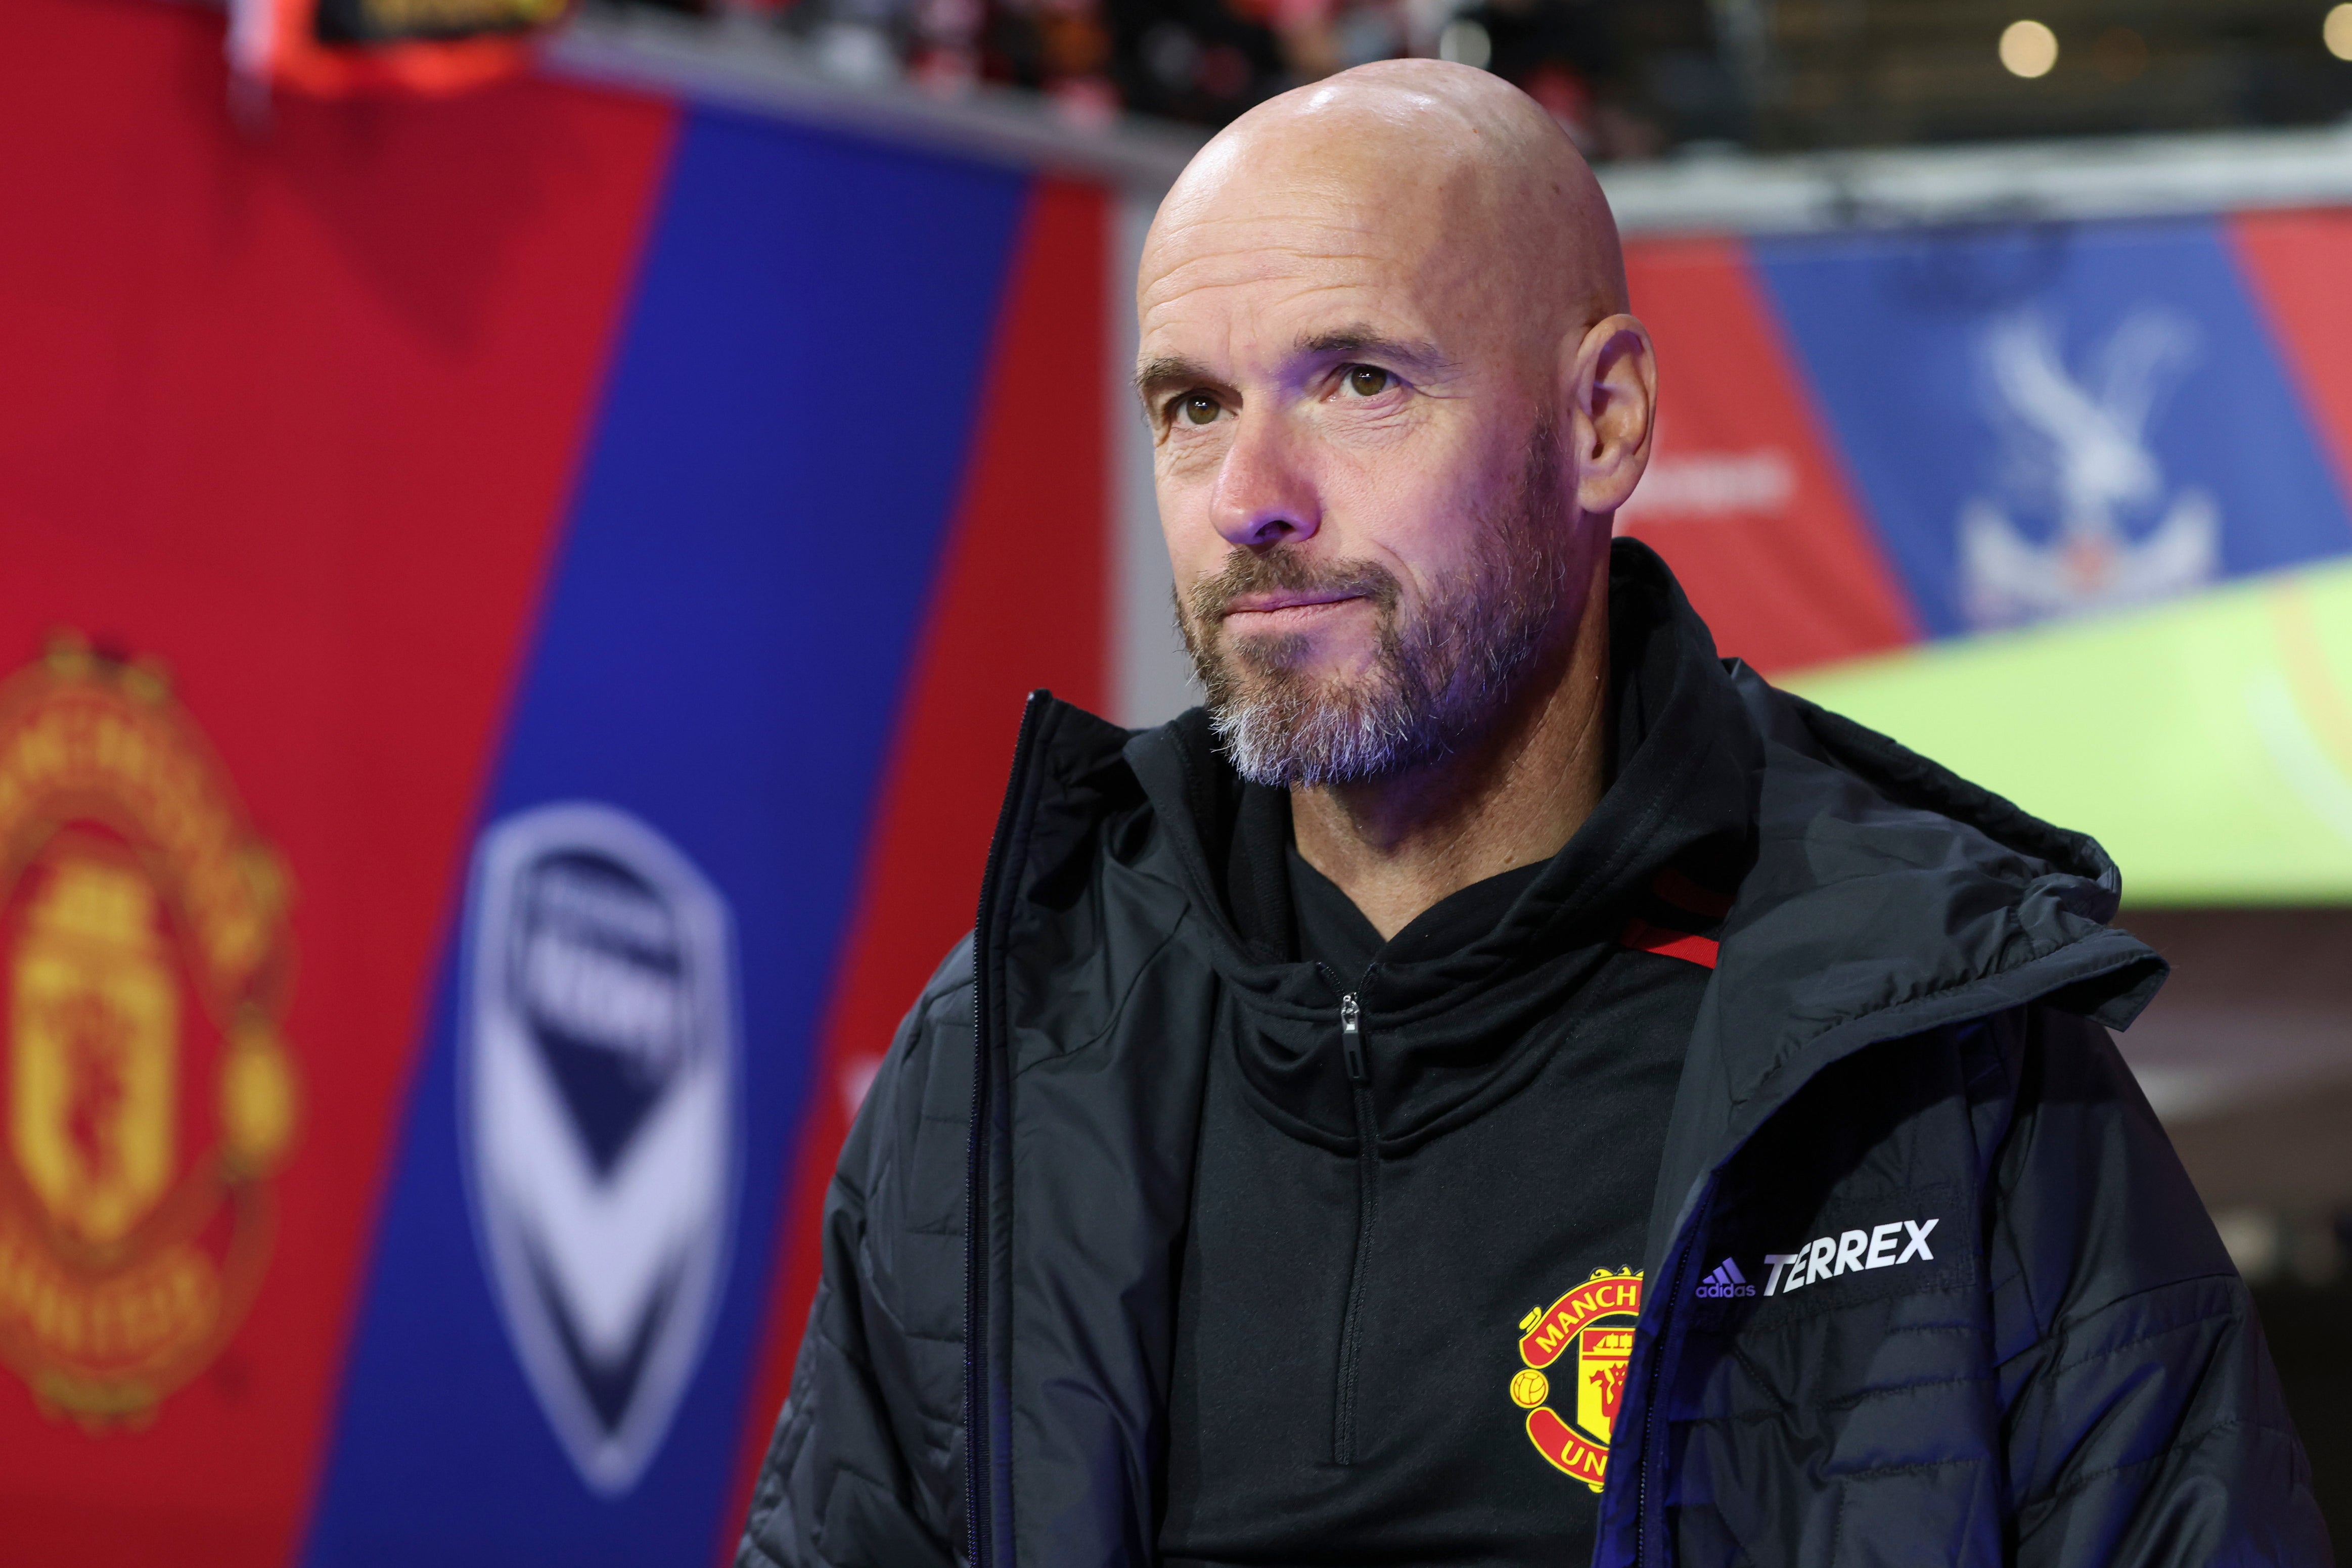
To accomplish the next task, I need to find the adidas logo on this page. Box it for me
[1693,1257,1756,1299]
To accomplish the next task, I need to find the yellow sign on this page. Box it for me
[0,638,298,1424]
[1788,560,2352,903]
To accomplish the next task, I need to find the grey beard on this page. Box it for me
[1179,421,1574,789]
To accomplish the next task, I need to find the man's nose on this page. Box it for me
[1211,414,1320,548]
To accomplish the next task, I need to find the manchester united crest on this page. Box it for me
[1509,1268,1642,1492]
[0,638,298,1424]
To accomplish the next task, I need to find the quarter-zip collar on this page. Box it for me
[1124,540,1762,1150]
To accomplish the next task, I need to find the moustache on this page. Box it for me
[1186,548,1403,628]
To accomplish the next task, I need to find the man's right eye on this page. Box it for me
[1179,393,1219,426]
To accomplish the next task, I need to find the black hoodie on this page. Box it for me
[738,541,2329,1568]
[1159,548,1756,1565]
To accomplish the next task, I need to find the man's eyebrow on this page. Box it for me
[1296,328,1452,377]
[1134,354,1218,403]
[1132,332,1451,405]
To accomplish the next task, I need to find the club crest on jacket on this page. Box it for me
[460,802,738,1495]
[0,638,298,1426]
[1511,1267,1642,1493]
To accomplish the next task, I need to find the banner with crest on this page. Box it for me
[2,1,2349,1563]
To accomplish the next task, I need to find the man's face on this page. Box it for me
[1138,142,1576,787]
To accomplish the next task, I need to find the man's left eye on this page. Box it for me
[1344,365,1391,397]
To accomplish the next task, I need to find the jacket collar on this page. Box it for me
[1638,667,2167,1274]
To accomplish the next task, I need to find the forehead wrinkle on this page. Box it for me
[1143,226,1420,290]
[1150,241,1398,280]
[1142,260,1458,379]
[1141,234,1452,324]
[1148,195,1496,315]
[1141,188,1451,279]
[1143,266,1426,322]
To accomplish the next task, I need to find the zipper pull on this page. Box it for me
[1340,993,1368,1085]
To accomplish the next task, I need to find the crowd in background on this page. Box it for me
[600,0,2352,159]
[625,0,1728,156]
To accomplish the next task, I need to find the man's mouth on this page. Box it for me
[1219,590,1367,625]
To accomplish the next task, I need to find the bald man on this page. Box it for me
[739,63,2326,1568]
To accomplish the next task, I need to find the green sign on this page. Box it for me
[1788,560,2352,906]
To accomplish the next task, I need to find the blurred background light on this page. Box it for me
[2091,24,2148,83]
[2327,2,2352,61]
[2001,18,2061,78]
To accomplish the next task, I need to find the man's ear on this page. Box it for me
[1565,313,1657,519]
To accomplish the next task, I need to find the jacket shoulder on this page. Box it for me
[843,933,974,1228]
[736,937,977,1568]
[1987,1007,2330,1558]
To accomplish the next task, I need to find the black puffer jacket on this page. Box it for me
[739,544,2329,1567]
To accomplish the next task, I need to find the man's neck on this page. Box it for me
[1290,563,1614,942]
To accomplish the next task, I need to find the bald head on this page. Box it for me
[1144,61,1626,361]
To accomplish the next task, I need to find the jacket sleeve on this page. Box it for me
[737,938,977,1568]
[1992,1005,2332,1565]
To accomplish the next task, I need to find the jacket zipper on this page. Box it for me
[1331,990,1377,1466]
[966,692,1050,1568]
[1631,1185,1709,1567]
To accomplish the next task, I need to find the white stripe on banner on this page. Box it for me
[1112,183,1200,728]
